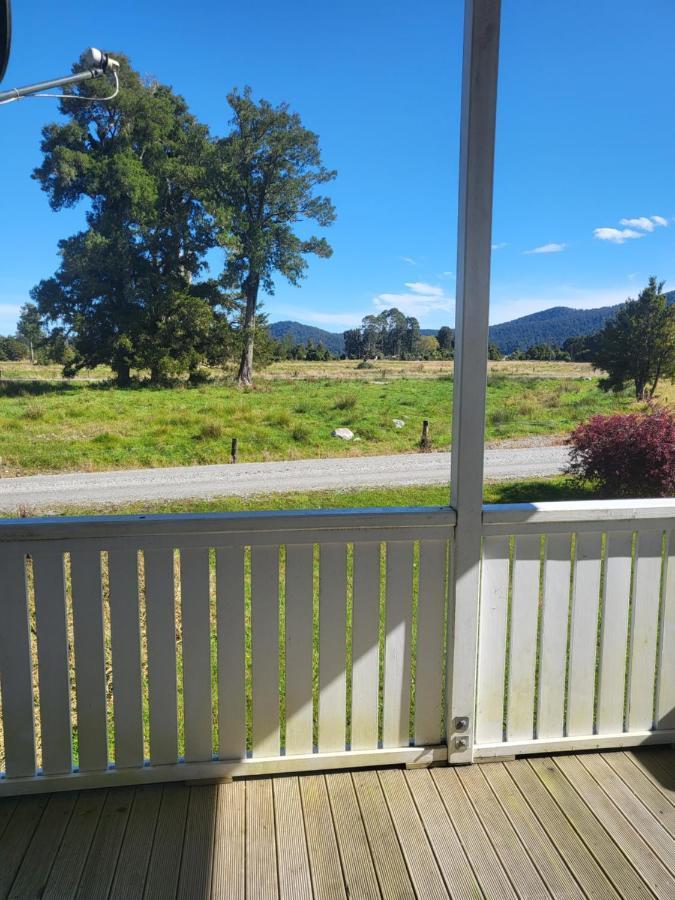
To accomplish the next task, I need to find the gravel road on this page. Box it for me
[0,446,569,512]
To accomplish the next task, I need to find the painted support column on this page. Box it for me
[448,0,501,763]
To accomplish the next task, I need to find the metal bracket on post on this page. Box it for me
[447,0,501,765]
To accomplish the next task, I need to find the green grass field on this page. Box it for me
[0,368,639,475]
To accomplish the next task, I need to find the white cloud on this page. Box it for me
[524,242,566,255]
[404,282,444,297]
[593,227,644,244]
[492,242,507,250]
[278,307,363,328]
[595,214,668,244]
[489,284,633,325]
[439,271,455,279]
[373,282,454,317]
[401,256,417,266]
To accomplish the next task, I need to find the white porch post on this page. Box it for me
[448,0,501,763]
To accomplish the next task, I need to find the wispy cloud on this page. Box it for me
[492,242,507,250]
[373,282,453,317]
[401,256,417,266]
[594,227,644,244]
[490,284,633,325]
[524,242,566,255]
[439,271,455,279]
[595,214,668,244]
[278,307,363,328]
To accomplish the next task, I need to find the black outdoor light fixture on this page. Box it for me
[0,0,119,105]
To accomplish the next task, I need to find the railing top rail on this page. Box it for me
[483,498,675,528]
[0,505,456,547]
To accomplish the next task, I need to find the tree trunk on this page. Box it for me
[116,363,131,387]
[237,275,259,386]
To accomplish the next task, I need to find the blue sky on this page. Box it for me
[1,0,674,335]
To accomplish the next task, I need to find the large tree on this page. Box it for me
[31,54,230,384]
[16,302,45,363]
[590,277,675,399]
[211,88,336,385]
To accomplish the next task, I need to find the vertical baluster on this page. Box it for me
[180,548,212,762]
[475,536,509,745]
[506,535,540,742]
[596,532,632,734]
[537,534,572,740]
[656,530,675,730]
[71,550,108,771]
[567,533,602,737]
[351,542,381,751]
[318,543,347,753]
[145,549,178,766]
[627,530,663,732]
[414,540,447,746]
[382,541,414,748]
[251,545,280,757]
[285,544,314,756]
[216,547,246,760]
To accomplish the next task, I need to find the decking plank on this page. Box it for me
[0,795,48,898]
[501,759,619,900]
[604,751,675,837]
[42,790,107,900]
[177,784,217,899]
[351,770,415,899]
[404,769,480,900]
[144,783,189,900]
[431,767,516,900]
[108,784,163,899]
[75,787,134,900]
[8,791,76,900]
[246,779,279,900]
[555,754,675,897]
[579,753,675,870]
[457,765,551,898]
[481,762,585,900]
[325,772,381,900]
[529,756,654,899]
[378,769,447,899]
[0,797,18,842]
[624,750,675,806]
[211,780,245,900]
[299,775,346,900]
[273,777,313,900]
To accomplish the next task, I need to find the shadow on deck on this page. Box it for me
[1,748,674,899]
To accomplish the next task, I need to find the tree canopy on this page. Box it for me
[590,277,675,399]
[210,87,336,384]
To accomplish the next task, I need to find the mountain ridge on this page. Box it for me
[270,291,675,355]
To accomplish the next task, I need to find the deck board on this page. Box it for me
[4,748,670,900]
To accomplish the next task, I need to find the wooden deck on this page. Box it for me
[1,748,674,899]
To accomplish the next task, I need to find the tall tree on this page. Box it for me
[590,277,675,399]
[16,303,44,363]
[211,88,336,385]
[436,325,454,354]
[31,54,229,384]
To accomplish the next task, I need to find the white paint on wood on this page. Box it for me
[108,549,144,768]
[251,545,280,757]
[351,542,381,751]
[216,547,246,760]
[537,534,572,740]
[32,553,72,775]
[180,548,213,762]
[474,728,675,759]
[656,530,675,730]
[448,0,502,764]
[475,536,509,745]
[285,544,314,756]
[507,535,540,742]
[70,550,108,772]
[627,530,663,732]
[414,540,447,746]
[383,541,414,748]
[0,549,35,777]
[567,533,602,737]
[144,549,178,766]
[318,543,347,752]
[596,532,632,735]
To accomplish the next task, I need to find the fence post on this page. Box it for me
[447,0,501,764]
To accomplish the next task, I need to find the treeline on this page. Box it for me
[27,55,335,386]
[343,310,453,360]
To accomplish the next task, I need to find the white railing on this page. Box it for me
[0,507,453,795]
[473,500,675,759]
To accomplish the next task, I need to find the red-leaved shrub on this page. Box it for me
[567,408,675,498]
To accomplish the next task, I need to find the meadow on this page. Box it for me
[0,360,649,476]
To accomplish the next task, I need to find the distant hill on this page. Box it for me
[270,291,674,356]
[269,321,345,356]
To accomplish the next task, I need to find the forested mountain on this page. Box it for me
[271,292,675,356]
[269,321,345,355]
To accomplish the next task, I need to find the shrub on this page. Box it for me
[291,424,310,443]
[334,394,357,410]
[567,408,675,498]
[356,360,373,370]
[198,422,223,440]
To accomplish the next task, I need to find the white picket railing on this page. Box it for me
[473,500,675,759]
[0,507,453,795]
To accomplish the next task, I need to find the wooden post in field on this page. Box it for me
[231,438,238,464]
[420,420,431,452]
[448,0,501,764]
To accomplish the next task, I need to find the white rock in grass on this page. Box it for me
[392,419,405,429]
[332,428,354,440]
